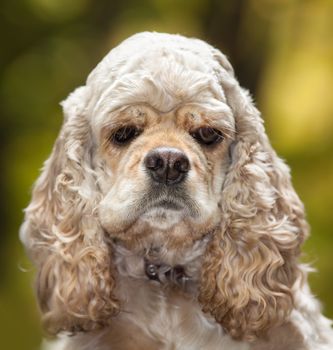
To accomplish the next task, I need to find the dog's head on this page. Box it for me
[20,32,308,340]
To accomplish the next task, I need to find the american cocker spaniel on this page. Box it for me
[20,32,333,350]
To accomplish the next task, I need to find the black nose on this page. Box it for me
[144,147,190,185]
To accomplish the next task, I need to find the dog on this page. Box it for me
[20,32,333,349]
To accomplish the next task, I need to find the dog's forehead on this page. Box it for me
[87,32,230,116]
[87,32,218,83]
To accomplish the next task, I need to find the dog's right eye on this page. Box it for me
[111,125,141,146]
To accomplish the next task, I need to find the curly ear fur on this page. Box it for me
[20,87,119,335]
[199,53,309,341]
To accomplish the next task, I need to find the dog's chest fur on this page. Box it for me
[54,240,247,350]
[60,251,250,350]
[53,260,304,350]
[45,242,305,350]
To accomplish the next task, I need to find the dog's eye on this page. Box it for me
[111,125,141,145]
[190,127,224,146]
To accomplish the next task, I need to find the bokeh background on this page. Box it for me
[1,0,332,348]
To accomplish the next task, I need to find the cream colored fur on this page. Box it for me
[21,32,333,349]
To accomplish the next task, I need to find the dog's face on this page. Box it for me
[98,103,234,246]
[88,46,235,247]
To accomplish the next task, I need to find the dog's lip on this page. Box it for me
[147,199,184,211]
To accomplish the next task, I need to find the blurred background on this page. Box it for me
[0,0,332,348]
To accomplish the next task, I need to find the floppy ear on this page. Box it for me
[20,86,119,335]
[199,53,308,341]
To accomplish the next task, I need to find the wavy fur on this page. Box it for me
[20,87,119,334]
[199,62,308,340]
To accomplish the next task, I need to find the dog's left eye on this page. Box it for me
[111,125,141,145]
[190,127,224,146]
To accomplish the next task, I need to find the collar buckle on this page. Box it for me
[144,258,189,286]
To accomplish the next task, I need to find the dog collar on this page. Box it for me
[144,258,190,287]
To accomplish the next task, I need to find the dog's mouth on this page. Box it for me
[144,185,197,210]
[133,188,199,230]
[139,186,200,218]
[147,198,184,211]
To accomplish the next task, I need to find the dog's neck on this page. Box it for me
[112,235,211,294]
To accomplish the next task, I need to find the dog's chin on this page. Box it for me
[139,206,186,231]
